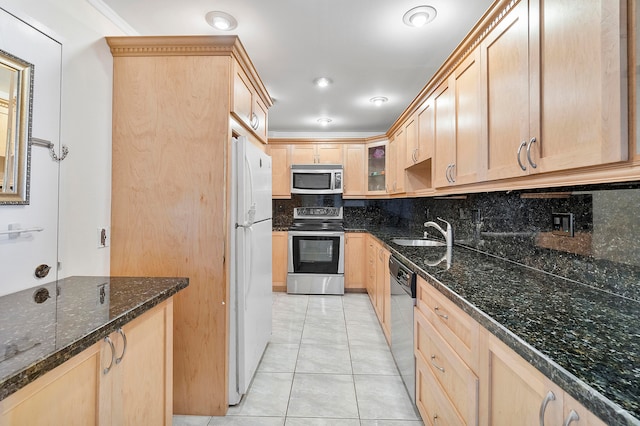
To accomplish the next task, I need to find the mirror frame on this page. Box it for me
[0,48,33,205]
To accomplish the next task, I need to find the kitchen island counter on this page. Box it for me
[0,276,188,401]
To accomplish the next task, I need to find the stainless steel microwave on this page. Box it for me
[290,164,343,194]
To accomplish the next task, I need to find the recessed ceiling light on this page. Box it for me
[403,6,437,28]
[314,77,332,88]
[317,118,332,126]
[205,11,238,31]
[370,97,389,107]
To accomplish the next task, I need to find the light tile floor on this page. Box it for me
[173,293,423,426]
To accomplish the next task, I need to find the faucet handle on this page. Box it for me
[436,217,451,228]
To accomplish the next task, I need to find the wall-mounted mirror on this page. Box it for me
[0,48,33,204]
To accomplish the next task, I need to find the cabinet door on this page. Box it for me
[386,138,397,193]
[317,144,343,164]
[481,0,531,181]
[272,231,288,291]
[290,144,316,164]
[0,342,103,425]
[118,300,172,426]
[433,76,456,188]
[405,115,418,168]
[530,0,626,172]
[232,65,253,127]
[366,235,377,304]
[417,99,434,163]
[343,144,365,196]
[394,131,406,194]
[562,393,607,426]
[485,334,563,426]
[268,145,290,198]
[366,142,387,194]
[253,96,268,142]
[453,48,482,185]
[345,233,366,289]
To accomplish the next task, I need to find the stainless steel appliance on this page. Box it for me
[389,255,417,403]
[290,164,343,195]
[287,207,344,294]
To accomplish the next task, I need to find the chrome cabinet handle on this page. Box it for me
[103,336,116,375]
[450,163,456,183]
[517,140,527,171]
[430,355,445,372]
[412,148,418,163]
[433,306,448,320]
[445,164,452,183]
[526,137,537,168]
[539,391,556,426]
[250,112,259,130]
[433,414,439,425]
[115,328,127,364]
[562,410,580,426]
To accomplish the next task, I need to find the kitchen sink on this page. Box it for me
[391,238,446,247]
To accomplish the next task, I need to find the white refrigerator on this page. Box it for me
[229,136,273,405]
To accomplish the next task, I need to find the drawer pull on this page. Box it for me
[562,410,580,426]
[539,390,556,426]
[433,306,448,320]
[433,414,439,425]
[430,355,445,373]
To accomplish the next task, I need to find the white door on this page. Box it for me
[0,9,61,296]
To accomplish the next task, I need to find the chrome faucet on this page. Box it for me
[424,218,453,247]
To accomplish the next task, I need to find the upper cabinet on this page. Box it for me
[343,144,366,197]
[433,48,483,188]
[268,144,291,198]
[481,0,626,181]
[291,143,343,164]
[367,141,387,194]
[232,60,270,143]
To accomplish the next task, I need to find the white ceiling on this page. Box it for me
[96,0,494,136]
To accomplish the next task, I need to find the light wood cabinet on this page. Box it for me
[232,61,268,143]
[0,300,174,426]
[291,143,343,164]
[404,113,419,168]
[416,100,434,164]
[366,234,377,304]
[272,231,288,292]
[433,48,482,188]
[366,141,387,194]
[345,232,366,290]
[481,0,626,181]
[343,144,366,197]
[367,237,391,342]
[268,145,291,198]
[387,129,406,194]
[108,36,270,415]
[415,276,479,425]
[484,332,606,426]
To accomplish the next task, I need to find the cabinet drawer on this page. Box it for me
[416,356,465,426]
[416,276,478,368]
[415,308,478,425]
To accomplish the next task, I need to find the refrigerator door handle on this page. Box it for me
[244,226,253,311]
[245,155,256,226]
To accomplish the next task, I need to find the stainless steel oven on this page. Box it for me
[287,207,344,295]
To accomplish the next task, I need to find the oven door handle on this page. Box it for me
[288,231,344,237]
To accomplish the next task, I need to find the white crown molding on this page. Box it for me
[268,131,381,139]
[85,0,139,35]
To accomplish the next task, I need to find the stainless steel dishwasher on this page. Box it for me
[389,255,417,404]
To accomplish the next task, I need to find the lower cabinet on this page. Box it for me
[0,299,173,426]
[272,231,288,292]
[414,275,606,426]
[365,235,390,343]
[345,233,366,291]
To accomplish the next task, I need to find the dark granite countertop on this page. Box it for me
[0,276,188,401]
[351,227,639,425]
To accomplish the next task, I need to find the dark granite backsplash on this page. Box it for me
[274,182,640,301]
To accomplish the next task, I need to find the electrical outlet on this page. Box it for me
[552,213,574,237]
[97,227,110,248]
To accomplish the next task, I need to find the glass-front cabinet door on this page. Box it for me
[367,141,387,194]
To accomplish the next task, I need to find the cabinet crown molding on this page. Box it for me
[106,35,272,108]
